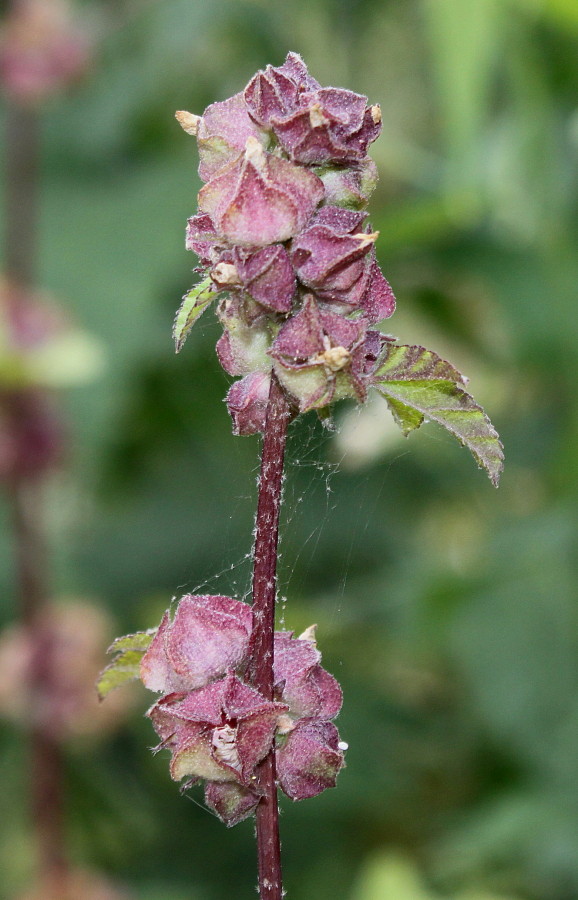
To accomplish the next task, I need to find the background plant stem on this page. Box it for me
[249,374,291,900]
[4,96,69,894]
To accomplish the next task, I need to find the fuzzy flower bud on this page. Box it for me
[102,593,346,824]
[244,53,381,166]
[198,137,324,246]
[270,297,385,411]
[140,595,252,693]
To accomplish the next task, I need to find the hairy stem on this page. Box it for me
[249,374,291,900]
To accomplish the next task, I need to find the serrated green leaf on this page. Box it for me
[173,276,215,352]
[96,629,155,699]
[376,343,465,383]
[374,344,504,486]
[108,629,156,653]
[384,395,424,434]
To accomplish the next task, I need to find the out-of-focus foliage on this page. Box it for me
[1,0,577,898]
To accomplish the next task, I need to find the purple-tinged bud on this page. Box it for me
[273,629,342,719]
[244,52,320,127]
[290,206,395,321]
[315,157,379,209]
[204,781,261,827]
[225,371,272,436]
[140,595,252,693]
[270,297,371,411]
[277,719,345,800]
[271,88,381,166]
[148,673,287,784]
[216,296,272,376]
[291,205,377,309]
[185,213,223,266]
[192,92,267,182]
[198,138,324,247]
[231,245,296,313]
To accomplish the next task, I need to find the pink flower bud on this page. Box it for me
[272,90,381,166]
[271,297,375,410]
[291,206,377,308]
[198,138,324,246]
[277,719,345,800]
[140,595,252,693]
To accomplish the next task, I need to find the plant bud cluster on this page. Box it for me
[176,53,395,432]
[137,594,345,826]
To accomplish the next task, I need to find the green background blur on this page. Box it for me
[1,1,578,898]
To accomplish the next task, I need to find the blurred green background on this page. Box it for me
[1,0,578,898]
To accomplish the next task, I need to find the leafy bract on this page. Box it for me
[374,344,503,486]
[96,629,155,699]
[173,277,215,352]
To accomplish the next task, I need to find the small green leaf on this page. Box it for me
[173,277,215,352]
[374,344,504,486]
[96,629,155,699]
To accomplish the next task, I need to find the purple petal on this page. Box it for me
[359,258,396,322]
[273,631,342,718]
[244,52,320,127]
[277,719,345,800]
[185,213,221,265]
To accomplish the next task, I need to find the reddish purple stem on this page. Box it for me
[249,374,291,900]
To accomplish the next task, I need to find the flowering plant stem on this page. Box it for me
[250,374,291,900]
